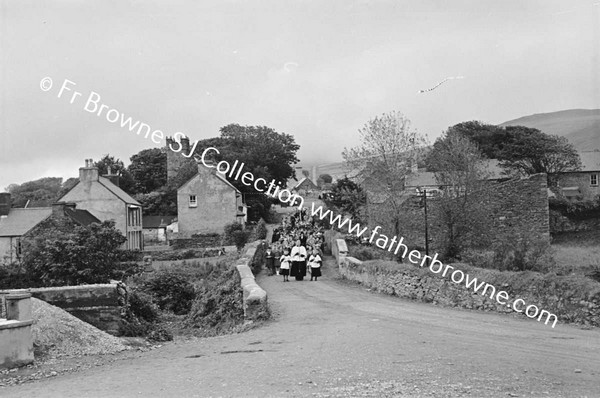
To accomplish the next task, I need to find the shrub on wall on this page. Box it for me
[141,270,196,315]
[255,218,268,240]
[184,267,245,335]
[549,196,600,220]
[463,235,554,272]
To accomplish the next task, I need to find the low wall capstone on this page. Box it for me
[234,241,269,320]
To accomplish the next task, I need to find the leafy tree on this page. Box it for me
[94,154,136,193]
[343,111,427,237]
[496,126,581,181]
[6,177,64,207]
[427,132,493,259]
[134,189,177,216]
[186,125,300,221]
[319,174,333,184]
[128,148,168,193]
[326,177,366,222]
[214,124,300,185]
[427,122,581,184]
[21,220,130,286]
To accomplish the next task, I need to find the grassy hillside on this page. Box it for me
[500,109,600,151]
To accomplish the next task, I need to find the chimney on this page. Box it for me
[102,166,120,187]
[0,192,10,216]
[52,202,76,218]
[181,136,190,155]
[79,158,99,182]
[312,166,317,184]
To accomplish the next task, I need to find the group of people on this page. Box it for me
[265,209,325,282]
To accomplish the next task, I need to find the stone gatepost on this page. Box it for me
[0,292,34,368]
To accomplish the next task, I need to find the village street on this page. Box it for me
[3,258,600,398]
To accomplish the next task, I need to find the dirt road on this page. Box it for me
[3,258,599,397]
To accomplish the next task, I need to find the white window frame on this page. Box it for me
[189,195,198,207]
[591,174,598,187]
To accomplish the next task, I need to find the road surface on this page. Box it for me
[3,258,599,397]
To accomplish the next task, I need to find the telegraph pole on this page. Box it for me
[423,188,430,266]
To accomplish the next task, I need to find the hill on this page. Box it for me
[500,109,600,151]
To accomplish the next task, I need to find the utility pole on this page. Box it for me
[423,188,430,266]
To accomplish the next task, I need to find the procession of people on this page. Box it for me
[267,208,325,282]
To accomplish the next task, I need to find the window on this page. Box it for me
[591,174,598,187]
[189,195,197,207]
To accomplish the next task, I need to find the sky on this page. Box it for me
[1,0,599,189]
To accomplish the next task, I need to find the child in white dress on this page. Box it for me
[279,248,291,282]
[308,249,322,281]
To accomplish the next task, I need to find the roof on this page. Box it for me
[405,171,438,187]
[292,177,318,190]
[142,215,177,229]
[64,208,101,226]
[178,169,241,194]
[580,151,600,172]
[98,177,141,206]
[0,208,52,237]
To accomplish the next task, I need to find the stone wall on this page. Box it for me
[336,241,600,328]
[170,234,224,249]
[6,283,125,336]
[234,241,269,320]
[367,174,550,252]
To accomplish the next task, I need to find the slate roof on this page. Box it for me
[98,177,141,205]
[0,208,52,237]
[64,208,101,226]
[143,215,177,229]
[580,151,600,172]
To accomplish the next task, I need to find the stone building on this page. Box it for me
[555,150,600,201]
[177,161,245,236]
[0,199,99,263]
[58,159,143,250]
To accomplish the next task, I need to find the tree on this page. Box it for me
[427,122,582,184]
[318,174,333,184]
[343,111,427,237]
[128,148,168,193]
[21,220,129,286]
[326,177,366,222]
[6,177,64,207]
[187,124,300,221]
[94,155,136,193]
[427,132,493,259]
[496,126,581,182]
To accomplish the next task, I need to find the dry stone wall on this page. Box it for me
[339,254,600,328]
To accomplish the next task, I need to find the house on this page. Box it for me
[177,161,245,235]
[555,150,600,201]
[142,215,177,244]
[289,177,319,196]
[57,159,143,250]
[0,198,100,263]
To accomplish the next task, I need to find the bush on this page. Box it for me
[250,241,268,275]
[118,289,172,342]
[128,290,160,323]
[184,268,245,334]
[141,270,196,315]
[21,220,130,286]
[224,222,243,244]
[255,218,268,240]
[232,230,250,251]
[465,236,554,272]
